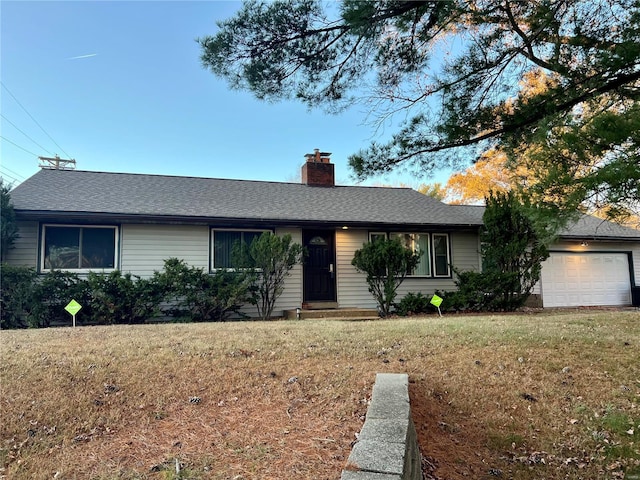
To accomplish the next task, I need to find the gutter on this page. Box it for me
[15,210,483,231]
[558,235,640,242]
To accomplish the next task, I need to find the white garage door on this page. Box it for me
[541,253,632,307]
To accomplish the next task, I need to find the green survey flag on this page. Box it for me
[430,294,443,308]
[65,299,82,327]
[65,299,82,316]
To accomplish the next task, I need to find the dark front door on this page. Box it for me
[303,230,336,302]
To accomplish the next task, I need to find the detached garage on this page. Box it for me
[540,252,632,307]
[537,215,640,308]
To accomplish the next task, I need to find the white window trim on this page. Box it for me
[210,228,271,271]
[368,232,388,242]
[372,232,452,278]
[432,233,451,277]
[40,224,119,273]
[391,232,432,277]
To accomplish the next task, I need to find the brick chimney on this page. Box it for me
[302,149,334,187]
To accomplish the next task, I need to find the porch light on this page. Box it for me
[580,240,589,247]
[342,226,349,230]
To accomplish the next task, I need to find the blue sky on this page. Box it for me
[1,1,455,188]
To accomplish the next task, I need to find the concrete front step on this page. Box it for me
[283,308,379,321]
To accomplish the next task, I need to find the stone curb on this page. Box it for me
[340,373,422,480]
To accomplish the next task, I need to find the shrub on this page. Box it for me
[435,270,491,312]
[479,191,549,310]
[2,260,254,328]
[436,269,532,313]
[352,238,421,317]
[0,264,37,328]
[394,292,432,316]
[1,180,19,261]
[155,258,252,322]
[0,266,93,328]
[238,232,304,320]
[29,270,92,327]
[436,192,551,313]
[86,271,164,324]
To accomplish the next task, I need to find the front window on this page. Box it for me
[42,225,117,271]
[372,232,451,277]
[369,232,387,243]
[392,233,431,276]
[211,229,267,269]
[432,233,451,277]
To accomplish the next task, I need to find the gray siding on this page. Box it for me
[6,222,303,318]
[336,229,375,308]
[3,221,38,267]
[5,220,488,315]
[120,224,209,278]
[121,225,303,318]
[271,227,303,314]
[395,231,481,299]
[336,230,482,308]
[451,231,482,272]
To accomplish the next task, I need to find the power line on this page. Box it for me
[0,170,21,185]
[0,81,73,159]
[0,165,27,182]
[1,113,54,155]
[1,174,20,185]
[0,135,39,157]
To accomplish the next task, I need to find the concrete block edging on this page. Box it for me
[340,373,422,480]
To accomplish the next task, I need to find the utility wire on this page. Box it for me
[1,113,54,156]
[1,81,73,159]
[0,165,27,182]
[0,165,22,184]
[0,135,39,157]
[0,171,21,185]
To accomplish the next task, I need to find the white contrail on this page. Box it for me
[67,53,98,60]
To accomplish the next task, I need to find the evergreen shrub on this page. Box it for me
[394,292,432,316]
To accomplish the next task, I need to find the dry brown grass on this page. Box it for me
[1,310,639,479]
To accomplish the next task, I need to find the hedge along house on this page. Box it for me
[5,151,483,317]
[6,151,640,313]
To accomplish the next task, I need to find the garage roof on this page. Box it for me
[445,205,640,241]
[558,214,640,240]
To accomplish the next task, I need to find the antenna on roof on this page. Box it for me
[39,155,76,170]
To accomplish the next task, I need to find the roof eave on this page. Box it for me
[15,210,483,231]
[558,234,640,242]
